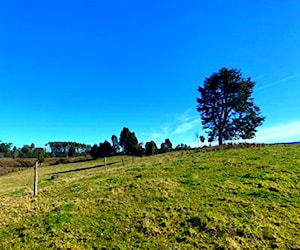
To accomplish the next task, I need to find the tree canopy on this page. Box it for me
[119,127,138,155]
[47,142,91,157]
[160,139,173,153]
[145,141,157,156]
[197,67,265,145]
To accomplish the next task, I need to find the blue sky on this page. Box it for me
[1,0,300,148]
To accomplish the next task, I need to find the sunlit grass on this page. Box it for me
[0,145,299,249]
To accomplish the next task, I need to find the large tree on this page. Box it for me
[197,67,265,145]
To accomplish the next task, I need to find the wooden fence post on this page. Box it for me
[122,159,125,166]
[34,161,38,196]
[104,157,107,167]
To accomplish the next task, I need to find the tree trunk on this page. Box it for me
[218,134,223,146]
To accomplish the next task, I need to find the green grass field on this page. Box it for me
[0,145,299,249]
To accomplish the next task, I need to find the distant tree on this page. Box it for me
[90,144,98,159]
[133,142,144,157]
[197,67,265,145]
[68,145,76,157]
[20,144,34,158]
[34,148,46,162]
[208,137,213,147]
[165,139,172,150]
[0,142,12,157]
[80,144,92,156]
[12,146,19,158]
[30,143,35,150]
[111,135,121,155]
[175,143,190,150]
[145,141,157,156]
[119,127,138,155]
[160,138,173,153]
[97,140,112,158]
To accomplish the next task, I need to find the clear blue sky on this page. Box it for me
[1,0,300,148]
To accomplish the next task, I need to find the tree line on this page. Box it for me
[0,143,46,159]
[89,127,189,159]
[1,67,266,160]
[0,127,190,160]
[0,142,91,160]
[46,142,91,157]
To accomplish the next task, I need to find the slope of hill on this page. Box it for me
[0,146,299,249]
[0,156,93,176]
[0,158,36,176]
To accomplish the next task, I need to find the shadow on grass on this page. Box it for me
[49,158,95,166]
[52,162,119,175]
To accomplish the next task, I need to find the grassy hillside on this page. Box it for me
[0,146,299,249]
